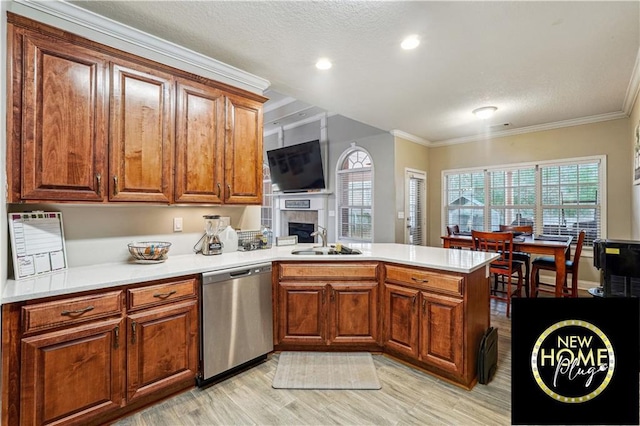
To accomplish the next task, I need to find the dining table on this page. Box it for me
[441,233,574,297]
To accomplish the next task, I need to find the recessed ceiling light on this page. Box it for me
[298,113,307,117]
[316,58,332,70]
[401,35,420,50]
[472,106,498,119]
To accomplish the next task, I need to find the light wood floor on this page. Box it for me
[113,300,512,426]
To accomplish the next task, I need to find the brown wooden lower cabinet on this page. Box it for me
[126,300,198,402]
[276,281,378,347]
[2,276,199,425]
[20,318,125,425]
[274,261,489,390]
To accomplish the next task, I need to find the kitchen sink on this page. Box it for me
[291,246,361,255]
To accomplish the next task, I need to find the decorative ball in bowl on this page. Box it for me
[128,241,171,263]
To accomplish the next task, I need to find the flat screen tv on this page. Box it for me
[267,140,326,192]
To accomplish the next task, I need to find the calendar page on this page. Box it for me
[8,212,68,280]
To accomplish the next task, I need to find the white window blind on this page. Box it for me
[261,163,273,229]
[443,156,605,247]
[407,173,425,245]
[337,148,373,242]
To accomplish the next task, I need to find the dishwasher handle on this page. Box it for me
[202,262,272,285]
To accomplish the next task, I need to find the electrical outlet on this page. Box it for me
[173,217,183,232]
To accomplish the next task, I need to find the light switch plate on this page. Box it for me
[173,217,183,232]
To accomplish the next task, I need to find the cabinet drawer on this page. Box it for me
[279,262,378,280]
[128,277,197,310]
[385,264,463,296]
[22,291,123,334]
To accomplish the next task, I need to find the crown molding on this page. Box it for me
[623,46,640,115]
[10,0,270,94]
[430,111,628,147]
[390,130,432,146]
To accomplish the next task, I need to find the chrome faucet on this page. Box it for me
[311,226,328,247]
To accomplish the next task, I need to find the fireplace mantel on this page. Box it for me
[273,191,331,241]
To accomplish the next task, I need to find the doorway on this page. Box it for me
[404,169,427,245]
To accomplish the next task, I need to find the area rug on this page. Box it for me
[272,352,381,390]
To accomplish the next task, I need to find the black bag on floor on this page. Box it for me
[477,326,498,384]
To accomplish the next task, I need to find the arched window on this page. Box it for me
[261,163,273,229]
[336,146,373,242]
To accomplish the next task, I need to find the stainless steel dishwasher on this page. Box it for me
[197,262,273,386]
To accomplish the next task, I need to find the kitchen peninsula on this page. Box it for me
[1,244,497,425]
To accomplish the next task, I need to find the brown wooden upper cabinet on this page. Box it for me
[7,15,266,205]
[110,61,175,203]
[224,95,264,204]
[11,30,109,202]
[174,79,225,203]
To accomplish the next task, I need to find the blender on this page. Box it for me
[195,215,223,255]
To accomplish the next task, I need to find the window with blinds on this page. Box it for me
[443,156,605,246]
[407,172,426,245]
[337,148,373,242]
[261,163,273,229]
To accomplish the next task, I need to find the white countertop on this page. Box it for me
[2,243,497,304]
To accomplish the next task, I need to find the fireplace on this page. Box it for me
[273,192,330,243]
[289,222,315,243]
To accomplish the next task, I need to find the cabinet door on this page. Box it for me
[20,318,124,425]
[126,299,198,402]
[18,32,108,202]
[277,282,326,345]
[328,282,378,345]
[110,61,174,202]
[174,79,225,203]
[383,283,419,358]
[224,95,263,204]
[419,292,464,376]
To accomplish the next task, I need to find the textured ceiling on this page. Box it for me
[69,1,640,144]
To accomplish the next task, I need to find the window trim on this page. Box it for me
[441,154,607,255]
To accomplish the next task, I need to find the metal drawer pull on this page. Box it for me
[153,290,177,299]
[60,305,94,316]
[131,321,137,344]
[114,325,120,349]
[113,175,119,196]
[96,173,102,197]
[411,277,429,283]
[217,183,221,197]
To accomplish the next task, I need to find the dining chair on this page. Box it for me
[499,224,533,297]
[446,225,462,249]
[471,231,524,317]
[530,230,586,298]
